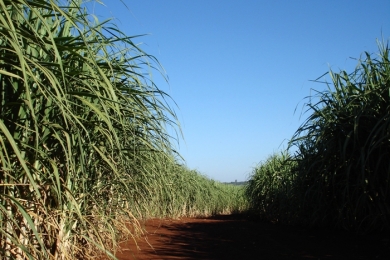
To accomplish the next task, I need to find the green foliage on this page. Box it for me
[245,152,297,223]
[0,0,178,258]
[0,1,248,259]
[131,157,248,219]
[246,40,390,233]
[289,40,390,232]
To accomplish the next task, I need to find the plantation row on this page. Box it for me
[1,0,389,259]
[0,1,246,259]
[246,42,390,234]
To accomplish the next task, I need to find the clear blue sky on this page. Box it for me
[89,0,390,182]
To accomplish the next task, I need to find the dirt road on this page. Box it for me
[113,214,389,260]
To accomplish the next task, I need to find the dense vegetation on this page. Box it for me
[245,152,297,223]
[246,41,390,233]
[0,1,246,259]
[1,0,389,259]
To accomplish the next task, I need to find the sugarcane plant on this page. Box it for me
[245,151,298,223]
[245,40,390,233]
[289,40,390,232]
[0,0,179,258]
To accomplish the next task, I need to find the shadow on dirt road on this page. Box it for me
[114,214,390,260]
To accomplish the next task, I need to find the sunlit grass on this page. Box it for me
[0,0,177,258]
[0,1,248,259]
[130,156,248,219]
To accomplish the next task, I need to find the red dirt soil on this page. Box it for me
[112,214,390,260]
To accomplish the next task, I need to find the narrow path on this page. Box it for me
[114,214,389,260]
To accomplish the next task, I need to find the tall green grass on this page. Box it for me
[130,156,248,219]
[0,1,247,259]
[245,152,298,223]
[290,40,390,232]
[0,0,177,258]
[246,40,390,233]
